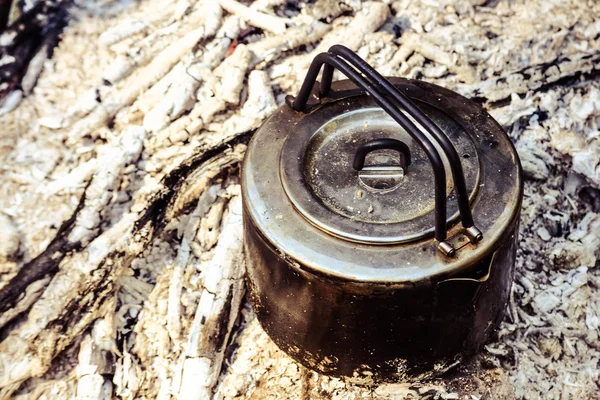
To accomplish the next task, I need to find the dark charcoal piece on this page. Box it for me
[0,0,68,102]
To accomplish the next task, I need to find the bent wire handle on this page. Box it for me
[323,45,481,244]
[291,52,452,253]
[290,48,482,256]
[353,138,411,171]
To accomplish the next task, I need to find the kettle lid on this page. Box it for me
[280,96,481,245]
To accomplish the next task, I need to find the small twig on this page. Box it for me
[218,0,288,34]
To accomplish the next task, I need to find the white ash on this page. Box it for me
[67,126,146,245]
[0,213,20,262]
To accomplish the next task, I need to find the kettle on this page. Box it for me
[241,45,522,383]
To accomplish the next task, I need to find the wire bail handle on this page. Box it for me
[289,45,482,256]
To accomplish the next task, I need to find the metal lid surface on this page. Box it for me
[280,97,480,244]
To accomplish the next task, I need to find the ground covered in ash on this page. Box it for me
[0,0,599,399]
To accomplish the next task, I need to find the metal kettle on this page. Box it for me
[241,45,522,382]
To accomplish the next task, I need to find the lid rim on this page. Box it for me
[279,101,481,244]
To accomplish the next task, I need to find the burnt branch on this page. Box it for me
[0,131,251,395]
[0,186,85,316]
[459,51,600,104]
[0,0,68,105]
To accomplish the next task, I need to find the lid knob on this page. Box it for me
[353,138,411,191]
